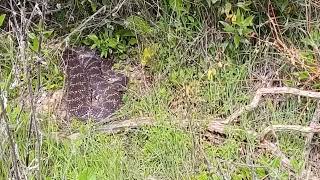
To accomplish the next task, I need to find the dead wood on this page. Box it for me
[260,140,294,171]
[48,117,155,142]
[226,87,320,124]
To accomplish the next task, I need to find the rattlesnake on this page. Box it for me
[61,47,128,121]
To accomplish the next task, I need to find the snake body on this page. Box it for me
[62,47,128,121]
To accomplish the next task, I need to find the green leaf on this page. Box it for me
[28,33,39,51]
[141,44,158,66]
[293,71,310,81]
[31,36,39,51]
[224,25,235,33]
[211,0,219,5]
[236,1,252,11]
[303,30,320,48]
[187,15,194,23]
[310,30,320,42]
[119,54,128,60]
[220,21,235,33]
[117,44,126,53]
[237,27,243,36]
[169,0,184,16]
[207,68,217,81]
[90,44,97,49]
[128,38,137,45]
[243,15,254,27]
[300,50,315,64]
[88,34,99,42]
[43,30,54,38]
[234,34,241,48]
[126,16,152,35]
[107,38,118,48]
[116,29,134,37]
[100,49,108,58]
[242,28,253,36]
[78,169,96,180]
[235,9,242,25]
[0,14,6,27]
[90,0,97,12]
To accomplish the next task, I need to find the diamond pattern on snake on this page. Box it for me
[62,47,128,121]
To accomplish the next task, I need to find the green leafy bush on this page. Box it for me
[83,26,137,58]
[219,2,254,48]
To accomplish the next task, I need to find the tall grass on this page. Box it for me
[1,0,320,179]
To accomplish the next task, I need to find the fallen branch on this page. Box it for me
[95,117,155,134]
[260,140,294,171]
[226,87,320,124]
[259,124,320,142]
[49,117,155,142]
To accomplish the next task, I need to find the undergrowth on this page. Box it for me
[1,0,320,179]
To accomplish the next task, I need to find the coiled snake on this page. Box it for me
[62,47,128,121]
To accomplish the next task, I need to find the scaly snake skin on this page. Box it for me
[62,47,128,121]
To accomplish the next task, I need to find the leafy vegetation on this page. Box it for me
[1,0,320,179]
[83,27,137,58]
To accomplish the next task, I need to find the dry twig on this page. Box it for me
[260,140,293,171]
[0,89,21,180]
[226,87,320,124]
[9,1,44,178]
[259,124,320,141]
[266,0,320,84]
[95,117,155,134]
[49,117,154,142]
[63,0,128,44]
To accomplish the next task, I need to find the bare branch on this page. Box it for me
[48,117,154,142]
[259,124,320,141]
[63,0,128,44]
[260,140,294,171]
[0,89,21,180]
[226,87,320,124]
[95,117,155,134]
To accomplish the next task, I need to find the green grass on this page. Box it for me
[1,0,320,179]
[2,50,315,179]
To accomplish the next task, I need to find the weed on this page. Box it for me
[220,2,254,49]
[1,0,320,179]
[83,25,137,58]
